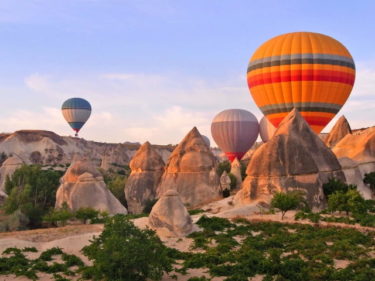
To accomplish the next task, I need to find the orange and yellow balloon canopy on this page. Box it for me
[247,32,355,133]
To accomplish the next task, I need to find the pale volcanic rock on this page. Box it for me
[333,127,375,176]
[148,190,193,237]
[125,142,165,214]
[0,130,173,169]
[338,157,372,199]
[220,171,231,191]
[55,159,127,214]
[0,156,24,198]
[156,127,221,208]
[325,116,352,147]
[235,109,345,209]
[230,158,243,188]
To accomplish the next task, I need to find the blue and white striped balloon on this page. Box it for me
[61,98,91,137]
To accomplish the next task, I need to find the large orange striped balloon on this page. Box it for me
[247,32,355,133]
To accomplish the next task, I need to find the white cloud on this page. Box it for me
[18,65,375,143]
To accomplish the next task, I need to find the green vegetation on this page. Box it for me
[322,178,356,198]
[327,188,366,216]
[81,214,173,281]
[0,246,85,280]
[228,173,237,190]
[364,172,375,193]
[295,178,375,227]
[2,165,63,228]
[143,198,158,214]
[102,171,127,207]
[188,209,205,215]
[270,191,304,219]
[42,206,109,227]
[179,216,375,281]
[216,160,231,176]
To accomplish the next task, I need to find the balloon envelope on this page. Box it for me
[211,109,259,162]
[61,98,91,135]
[259,116,276,142]
[201,135,210,147]
[247,32,355,133]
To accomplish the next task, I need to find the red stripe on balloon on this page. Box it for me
[248,69,355,88]
[225,152,245,162]
[269,115,331,128]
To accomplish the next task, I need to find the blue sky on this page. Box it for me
[0,0,374,144]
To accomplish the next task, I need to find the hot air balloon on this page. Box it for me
[259,116,276,142]
[61,98,91,137]
[201,135,211,147]
[247,32,355,134]
[211,109,259,162]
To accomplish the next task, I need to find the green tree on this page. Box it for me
[228,173,237,190]
[75,207,100,224]
[322,178,355,198]
[3,165,63,228]
[363,172,375,193]
[82,214,173,281]
[216,161,231,176]
[328,189,366,216]
[43,207,73,227]
[271,191,303,220]
[102,171,127,207]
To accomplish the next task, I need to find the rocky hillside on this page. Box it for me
[0,130,175,170]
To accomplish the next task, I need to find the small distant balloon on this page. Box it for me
[211,109,259,162]
[61,97,92,137]
[201,135,210,147]
[259,116,276,142]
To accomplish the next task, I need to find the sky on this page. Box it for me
[0,0,374,145]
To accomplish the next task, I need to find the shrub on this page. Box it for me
[75,207,100,224]
[363,172,375,193]
[3,165,63,228]
[43,207,73,227]
[322,178,355,198]
[81,214,173,281]
[216,161,231,176]
[143,199,158,214]
[271,191,303,220]
[106,174,127,206]
[228,173,237,190]
[327,189,366,216]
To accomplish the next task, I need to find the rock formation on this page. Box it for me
[55,159,127,214]
[0,130,173,169]
[220,171,231,192]
[230,158,242,188]
[325,116,352,147]
[148,190,193,237]
[0,155,24,198]
[125,142,165,214]
[235,109,345,209]
[333,127,375,191]
[338,157,372,199]
[156,127,221,208]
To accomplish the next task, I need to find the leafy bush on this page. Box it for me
[364,172,375,193]
[327,188,366,216]
[216,161,231,176]
[270,191,303,219]
[106,174,127,206]
[228,173,237,190]
[143,199,158,214]
[188,209,205,215]
[43,207,73,227]
[0,246,85,280]
[322,178,355,198]
[3,165,63,228]
[81,214,174,281]
[75,207,100,224]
